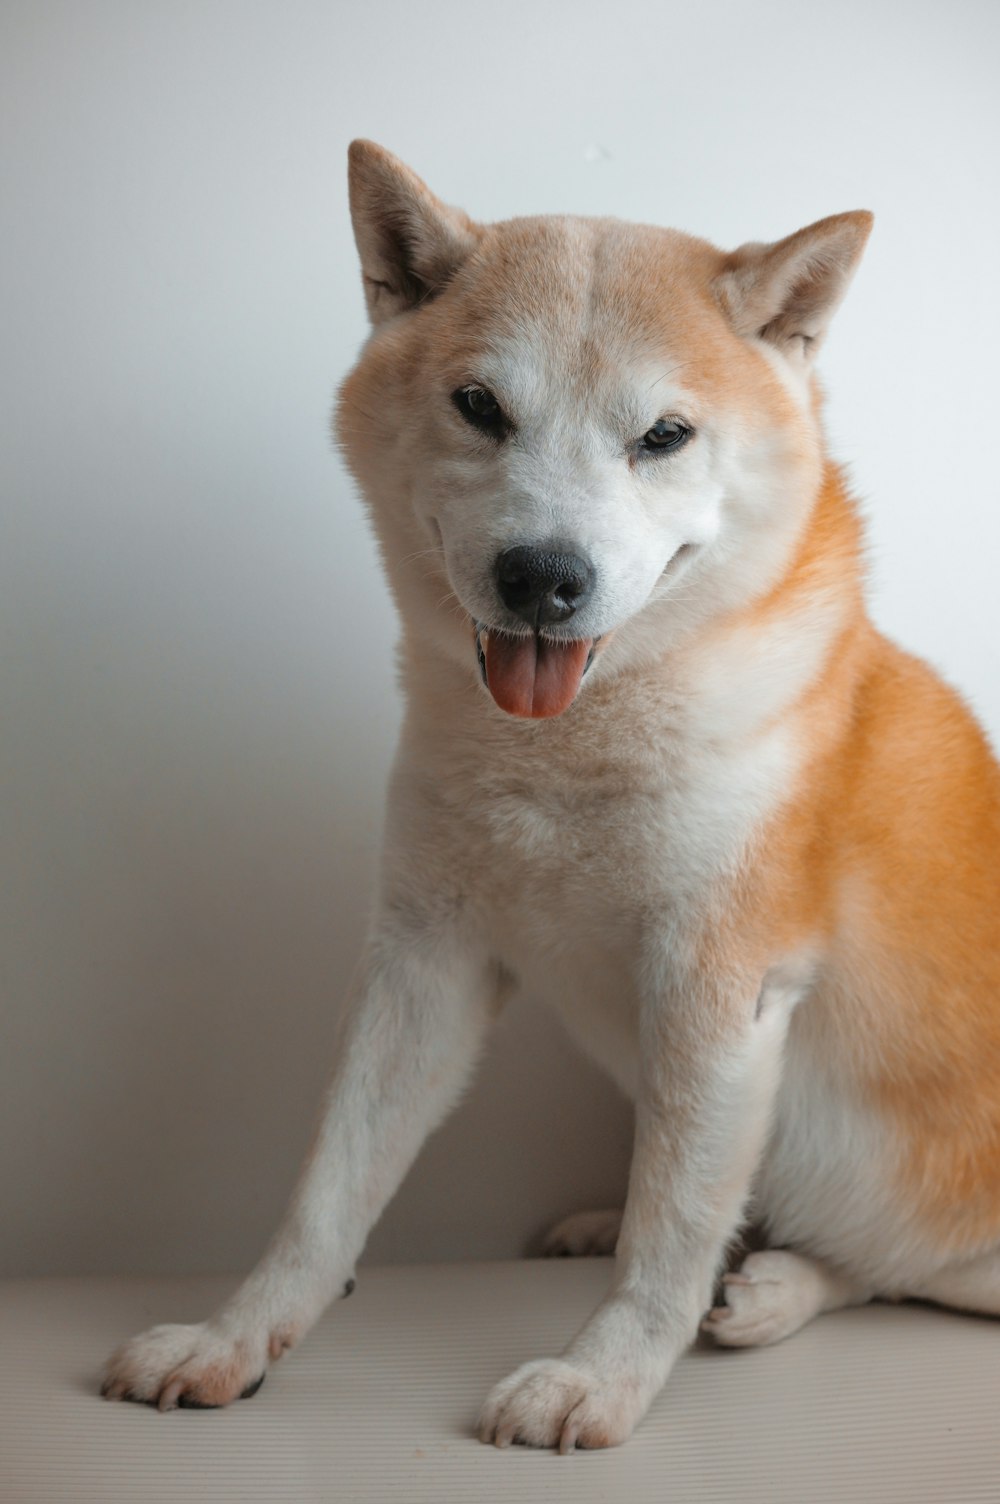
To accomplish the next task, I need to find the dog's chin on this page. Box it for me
[474,625,599,719]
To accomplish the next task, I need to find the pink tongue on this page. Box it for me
[483,633,592,718]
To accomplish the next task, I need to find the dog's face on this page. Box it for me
[337,143,871,718]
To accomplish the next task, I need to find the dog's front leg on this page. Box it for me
[102,912,499,1409]
[479,957,790,1452]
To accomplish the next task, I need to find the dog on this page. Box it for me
[102,141,1000,1451]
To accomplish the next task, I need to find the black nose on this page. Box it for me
[495,544,595,627]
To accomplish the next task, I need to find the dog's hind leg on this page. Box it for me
[542,1209,623,1257]
[906,1246,1000,1317]
[701,1248,871,1348]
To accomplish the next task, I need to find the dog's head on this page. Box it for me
[336,142,871,719]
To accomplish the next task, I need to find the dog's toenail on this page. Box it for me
[342,1278,356,1297]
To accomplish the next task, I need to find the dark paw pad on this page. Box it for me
[239,1373,266,1400]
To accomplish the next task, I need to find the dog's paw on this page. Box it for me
[478,1358,641,1452]
[101,1322,275,1410]
[542,1209,622,1258]
[701,1248,828,1348]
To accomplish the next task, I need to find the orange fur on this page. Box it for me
[712,464,1000,1253]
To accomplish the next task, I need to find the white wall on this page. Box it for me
[2,0,997,1277]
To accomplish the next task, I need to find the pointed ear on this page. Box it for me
[347,140,480,325]
[715,211,873,362]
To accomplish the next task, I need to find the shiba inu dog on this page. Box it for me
[102,142,1000,1451]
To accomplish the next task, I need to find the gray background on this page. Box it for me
[2,0,998,1277]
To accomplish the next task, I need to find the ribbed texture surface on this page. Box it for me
[1,1260,996,1502]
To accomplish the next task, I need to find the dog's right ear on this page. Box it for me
[347,141,480,325]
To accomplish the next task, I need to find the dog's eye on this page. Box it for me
[640,419,691,454]
[452,385,508,437]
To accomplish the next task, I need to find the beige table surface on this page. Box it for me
[1,1258,996,1502]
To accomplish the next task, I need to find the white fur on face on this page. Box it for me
[414,344,717,642]
[411,337,819,680]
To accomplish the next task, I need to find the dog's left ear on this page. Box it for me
[715,211,873,363]
[347,140,480,325]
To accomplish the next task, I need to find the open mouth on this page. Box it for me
[475,625,598,719]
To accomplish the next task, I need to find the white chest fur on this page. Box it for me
[401,666,800,1095]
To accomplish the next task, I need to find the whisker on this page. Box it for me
[435,589,467,618]
[338,395,381,424]
[647,362,685,395]
[400,544,446,568]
